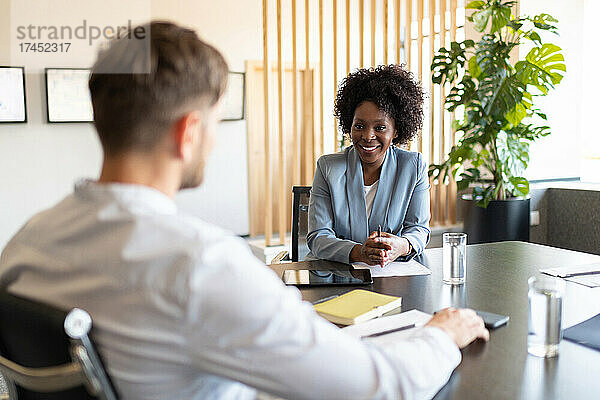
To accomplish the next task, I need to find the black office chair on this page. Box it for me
[0,291,119,400]
[271,186,311,263]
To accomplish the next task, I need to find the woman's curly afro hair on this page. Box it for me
[334,64,425,146]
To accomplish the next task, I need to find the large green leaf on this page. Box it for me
[507,123,551,141]
[515,44,565,94]
[478,70,525,117]
[431,40,475,84]
[473,185,496,207]
[506,18,523,33]
[446,76,478,111]
[467,56,482,79]
[496,130,529,179]
[470,8,493,32]
[532,13,558,33]
[475,35,512,76]
[508,176,530,196]
[465,1,485,10]
[506,92,532,126]
[525,31,542,46]
[469,0,515,33]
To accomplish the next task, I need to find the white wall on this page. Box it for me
[520,0,584,180]
[580,0,600,182]
[0,0,262,248]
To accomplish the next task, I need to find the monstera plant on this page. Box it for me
[429,0,566,208]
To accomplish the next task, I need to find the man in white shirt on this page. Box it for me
[0,21,488,400]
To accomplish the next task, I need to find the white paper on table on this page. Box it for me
[540,263,600,278]
[343,309,432,344]
[352,259,431,277]
[566,275,600,288]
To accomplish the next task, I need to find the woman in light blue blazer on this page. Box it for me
[307,65,430,266]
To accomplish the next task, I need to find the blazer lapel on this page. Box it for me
[345,146,369,243]
[368,147,397,234]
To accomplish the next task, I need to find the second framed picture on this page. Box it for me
[45,68,93,123]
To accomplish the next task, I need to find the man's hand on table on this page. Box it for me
[426,308,490,349]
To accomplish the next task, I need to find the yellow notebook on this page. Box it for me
[313,289,402,325]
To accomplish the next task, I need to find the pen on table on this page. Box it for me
[312,294,341,305]
[360,323,416,339]
[561,270,600,278]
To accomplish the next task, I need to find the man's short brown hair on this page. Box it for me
[89,21,228,156]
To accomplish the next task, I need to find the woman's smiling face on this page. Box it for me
[350,101,397,168]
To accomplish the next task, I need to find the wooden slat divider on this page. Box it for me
[429,0,436,225]
[405,0,412,68]
[277,0,286,244]
[346,0,351,74]
[333,0,338,151]
[371,0,376,66]
[292,0,300,186]
[319,0,324,158]
[404,0,412,71]
[417,0,423,81]
[360,0,365,67]
[448,0,457,224]
[439,0,447,224]
[395,0,401,64]
[304,0,314,185]
[416,0,423,154]
[384,0,389,64]
[262,0,273,245]
[252,0,464,238]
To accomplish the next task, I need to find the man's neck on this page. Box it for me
[98,152,181,198]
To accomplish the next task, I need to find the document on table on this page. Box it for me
[540,263,600,288]
[343,309,432,344]
[352,259,431,278]
[565,275,600,288]
[540,263,600,278]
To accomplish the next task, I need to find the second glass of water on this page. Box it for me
[443,233,467,284]
[528,275,564,358]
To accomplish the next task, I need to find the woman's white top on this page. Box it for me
[363,180,379,220]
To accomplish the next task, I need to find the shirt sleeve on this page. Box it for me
[399,152,431,258]
[184,237,461,400]
[306,157,358,264]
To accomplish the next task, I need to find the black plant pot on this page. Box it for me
[461,196,530,244]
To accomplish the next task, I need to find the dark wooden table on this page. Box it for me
[269,241,600,400]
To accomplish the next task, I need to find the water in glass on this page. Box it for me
[443,233,466,284]
[528,277,563,357]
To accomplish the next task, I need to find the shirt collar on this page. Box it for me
[74,179,178,215]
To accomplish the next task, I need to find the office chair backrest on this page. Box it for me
[291,186,311,262]
[0,290,118,400]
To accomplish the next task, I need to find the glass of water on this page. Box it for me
[528,275,565,358]
[443,233,467,284]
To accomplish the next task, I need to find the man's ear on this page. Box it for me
[172,111,201,160]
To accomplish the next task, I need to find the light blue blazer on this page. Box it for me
[307,145,431,264]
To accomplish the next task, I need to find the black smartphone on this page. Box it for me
[476,310,510,329]
[282,269,373,286]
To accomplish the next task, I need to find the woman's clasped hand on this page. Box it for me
[350,231,411,267]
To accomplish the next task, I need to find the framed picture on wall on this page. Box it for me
[0,66,27,123]
[45,68,94,123]
[221,72,245,121]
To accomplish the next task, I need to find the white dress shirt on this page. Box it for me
[0,180,460,400]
